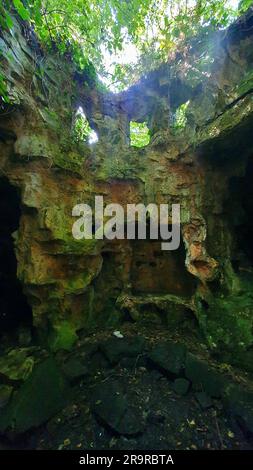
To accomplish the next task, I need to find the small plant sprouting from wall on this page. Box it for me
[72,107,98,144]
[0,70,10,107]
[173,101,190,131]
[130,121,150,148]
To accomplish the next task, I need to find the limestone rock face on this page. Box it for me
[1,10,253,365]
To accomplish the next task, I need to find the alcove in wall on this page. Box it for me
[0,176,33,334]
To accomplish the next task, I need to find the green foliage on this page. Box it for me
[0,0,30,104]
[239,0,253,13]
[0,0,30,28]
[173,101,190,130]
[49,321,78,351]
[72,110,96,144]
[0,71,9,104]
[13,0,30,20]
[0,1,252,91]
[130,121,150,147]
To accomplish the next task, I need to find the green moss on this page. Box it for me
[196,292,253,356]
[43,206,101,255]
[59,274,96,295]
[57,238,101,255]
[236,69,253,96]
[52,149,85,174]
[48,321,78,352]
[0,358,69,434]
[196,94,253,148]
[0,348,35,381]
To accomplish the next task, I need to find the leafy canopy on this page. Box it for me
[0,0,253,93]
[130,121,150,147]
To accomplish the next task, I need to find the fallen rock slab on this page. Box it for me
[222,383,253,437]
[0,357,70,434]
[173,378,190,396]
[194,391,213,410]
[91,381,145,436]
[100,336,146,365]
[148,341,186,377]
[185,353,229,398]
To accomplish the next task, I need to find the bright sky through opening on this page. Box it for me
[100,0,240,91]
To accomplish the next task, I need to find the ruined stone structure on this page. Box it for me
[1,9,253,370]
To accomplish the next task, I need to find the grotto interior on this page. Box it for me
[1,6,253,452]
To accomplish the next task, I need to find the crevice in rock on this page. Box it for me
[227,156,253,273]
[0,176,33,335]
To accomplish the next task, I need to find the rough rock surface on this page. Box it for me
[1,327,253,448]
[0,357,69,434]
[1,9,253,370]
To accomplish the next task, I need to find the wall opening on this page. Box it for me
[130,121,150,147]
[172,100,190,131]
[72,106,98,144]
[0,177,33,334]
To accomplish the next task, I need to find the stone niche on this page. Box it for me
[130,238,196,296]
[90,232,197,330]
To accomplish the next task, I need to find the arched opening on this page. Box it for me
[72,106,98,144]
[0,176,33,334]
